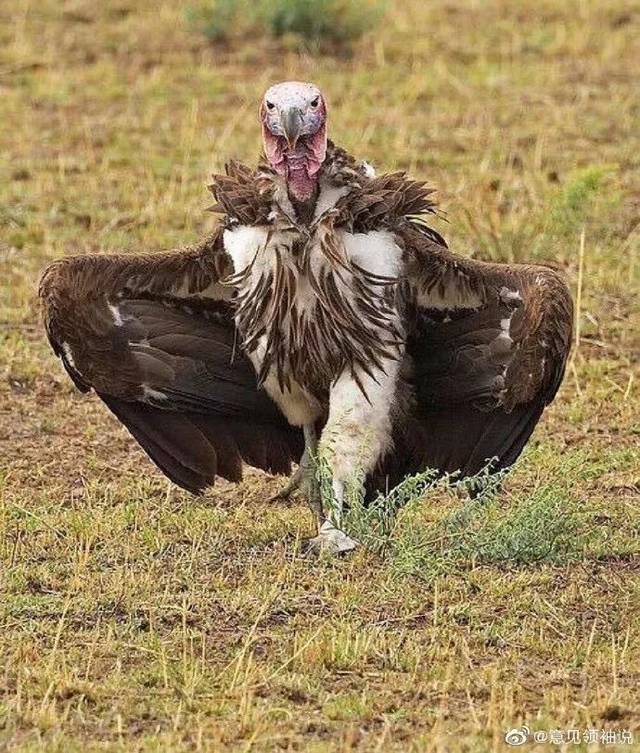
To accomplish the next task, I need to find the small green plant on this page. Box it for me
[185,0,252,42]
[313,445,592,580]
[548,165,610,238]
[260,0,385,46]
[187,0,385,49]
[460,163,616,265]
[390,471,592,581]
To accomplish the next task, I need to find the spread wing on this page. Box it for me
[379,224,573,486]
[39,232,303,492]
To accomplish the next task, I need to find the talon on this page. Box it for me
[268,465,304,502]
[303,520,358,556]
[270,442,324,527]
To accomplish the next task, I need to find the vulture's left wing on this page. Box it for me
[383,224,573,485]
[39,233,303,492]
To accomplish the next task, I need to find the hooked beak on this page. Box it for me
[281,107,303,149]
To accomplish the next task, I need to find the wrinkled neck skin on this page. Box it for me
[263,125,327,221]
[285,144,320,203]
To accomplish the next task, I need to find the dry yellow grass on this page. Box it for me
[0,1,638,751]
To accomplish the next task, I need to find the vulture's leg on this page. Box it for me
[270,425,323,524]
[303,473,360,555]
[302,424,324,526]
[304,359,400,555]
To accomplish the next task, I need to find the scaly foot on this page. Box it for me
[269,450,324,526]
[303,520,359,556]
[269,463,306,502]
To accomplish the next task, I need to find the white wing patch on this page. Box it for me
[223,225,270,273]
[142,385,168,404]
[499,286,523,303]
[340,230,404,277]
[313,183,351,221]
[362,161,376,178]
[108,303,125,326]
[497,286,523,351]
[499,317,513,344]
[61,342,76,369]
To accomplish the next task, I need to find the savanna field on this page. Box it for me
[1,1,639,751]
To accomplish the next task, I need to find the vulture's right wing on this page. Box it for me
[39,233,303,492]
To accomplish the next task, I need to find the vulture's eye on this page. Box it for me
[266,100,275,110]
[310,97,319,107]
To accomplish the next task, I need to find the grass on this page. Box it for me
[1,0,639,750]
[187,0,385,48]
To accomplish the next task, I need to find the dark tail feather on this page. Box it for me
[99,396,301,493]
[192,416,300,477]
[100,395,219,493]
[415,398,546,478]
[371,397,546,495]
[451,398,546,476]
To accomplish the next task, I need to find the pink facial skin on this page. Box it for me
[260,82,328,202]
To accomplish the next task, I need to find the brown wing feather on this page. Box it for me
[398,223,573,406]
[39,232,303,492]
[379,223,573,483]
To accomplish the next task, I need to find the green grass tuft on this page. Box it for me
[187,0,385,48]
[549,165,611,238]
[185,0,251,42]
[260,0,385,47]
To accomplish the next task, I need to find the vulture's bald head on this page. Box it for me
[260,81,328,203]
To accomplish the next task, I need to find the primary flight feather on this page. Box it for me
[39,81,573,553]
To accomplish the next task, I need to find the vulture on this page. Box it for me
[39,81,573,553]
